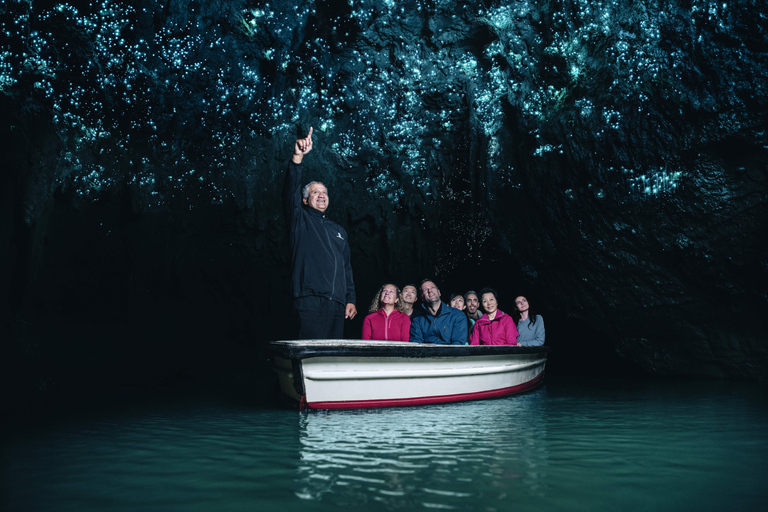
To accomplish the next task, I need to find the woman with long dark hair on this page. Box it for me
[514,295,545,346]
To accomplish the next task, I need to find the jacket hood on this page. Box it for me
[477,310,508,324]
[420,301,450,317]
[303,204,328,217]
[375,308,404,318]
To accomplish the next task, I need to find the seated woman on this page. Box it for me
[514,295,545,346]
[449,293,465,311]
[362,283,411,341]
[469,288,519,345]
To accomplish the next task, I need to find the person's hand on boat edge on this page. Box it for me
[345,303,357,320]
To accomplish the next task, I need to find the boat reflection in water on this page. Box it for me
[294,390,548,509]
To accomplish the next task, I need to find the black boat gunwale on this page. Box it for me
[269,340,550,360]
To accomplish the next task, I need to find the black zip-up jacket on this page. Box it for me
[283,162,356,306]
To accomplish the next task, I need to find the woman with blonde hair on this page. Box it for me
[362,283,411,341]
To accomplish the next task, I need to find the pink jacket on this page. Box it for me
[469,310,519,345]
[362,309,411,341]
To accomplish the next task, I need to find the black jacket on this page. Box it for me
[283,162,356,306]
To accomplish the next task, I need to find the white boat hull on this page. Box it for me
[270,340,548,409]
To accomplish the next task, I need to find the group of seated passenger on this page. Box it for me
[361,279,545,346]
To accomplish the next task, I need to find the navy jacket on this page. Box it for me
[409,302,468,345]
[283,162,356,306]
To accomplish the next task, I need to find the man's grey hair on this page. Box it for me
[302,181,327,199]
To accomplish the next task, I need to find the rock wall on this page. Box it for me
[1,0,766,397]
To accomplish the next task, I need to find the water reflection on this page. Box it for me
[4,380,766,511]
[295,389,549,509]
[1,403,305,512]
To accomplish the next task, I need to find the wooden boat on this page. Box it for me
[269,339,549,410]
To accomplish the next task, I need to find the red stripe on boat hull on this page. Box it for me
[304,371,546,410]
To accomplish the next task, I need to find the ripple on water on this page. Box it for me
[3,380,768,512]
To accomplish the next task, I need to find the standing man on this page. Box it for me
[283,127,357,339]
[409,279,468,344]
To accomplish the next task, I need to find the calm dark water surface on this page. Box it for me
[3,378,767,511]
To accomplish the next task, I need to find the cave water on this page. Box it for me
[1,0,767,413]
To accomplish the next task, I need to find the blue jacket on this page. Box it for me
[409,302,468,345]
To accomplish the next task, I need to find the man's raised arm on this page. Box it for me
[283,127,314,223]
[292,127,313,164]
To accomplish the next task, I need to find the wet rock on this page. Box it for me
[0,0,766,387]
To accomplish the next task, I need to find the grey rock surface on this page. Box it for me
[1,0,766,388]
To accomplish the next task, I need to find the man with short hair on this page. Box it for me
[401,284,418,317]
[283,127,357,339]
[464,291,481,326]
[409,279,468,344]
